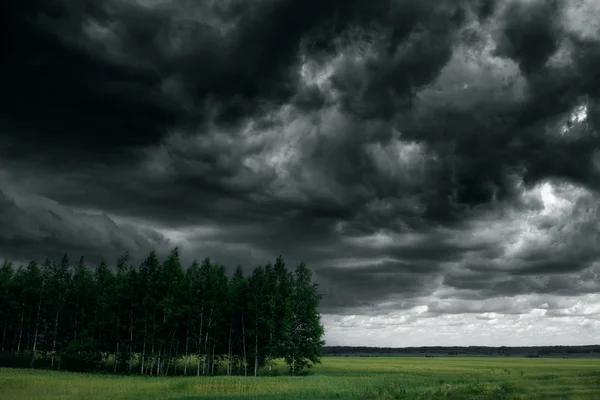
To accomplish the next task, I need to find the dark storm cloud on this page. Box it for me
[444,266,600,299]
[0,186,171,265]
[1,0,357,159]
[2,0,600,318]
[2,0,179,164]
[316,261,442,311]
[380,0,600,217]
[493,0,564,75]
[1,0,480,162]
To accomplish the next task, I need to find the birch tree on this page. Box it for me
[285,262,325,374]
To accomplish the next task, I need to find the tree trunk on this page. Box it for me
[114,340,120,373]
[196,307,204,376]
[166,329,176,376]
[16,302,25,355]
[267,332,273,374]
[73,299,79,341]
[80,302,85,340]
[150,312,156,376]
[254,316,258,377]
[25,316,31,352]
[31,295,42,367]
[1,326,7,352]
[113,313,120,373]
[172,338,180,376]
[227,316,232,376]
[141,319,147,375]
[196,343,201,377]
[184,327,189,375]
[51,310,60,368]
[211,341,216,375]
[93,295,101,347]
[242,314,247,377]
[165,354,171,376]
[156,342,162,376]
[25,306,35,352]
[203,316,211,375]
[205,303,215,375]
[128,310,134,373]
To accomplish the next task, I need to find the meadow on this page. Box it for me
[1,356,599,400]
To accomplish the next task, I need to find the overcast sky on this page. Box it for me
[2,0,600,347]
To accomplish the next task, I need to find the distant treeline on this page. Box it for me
[324,345,600,357]
[0,249,325,376]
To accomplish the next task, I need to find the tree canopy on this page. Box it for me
[0,249,325,376]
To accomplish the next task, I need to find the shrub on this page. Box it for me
[60,330,102,372]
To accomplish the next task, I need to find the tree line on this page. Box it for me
[323,346,600,357]
[0,248,325,376]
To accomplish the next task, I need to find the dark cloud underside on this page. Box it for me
[2,0,600,329]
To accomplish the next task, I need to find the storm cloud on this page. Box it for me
[2,0,600,346]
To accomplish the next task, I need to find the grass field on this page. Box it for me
[1,357,599,399]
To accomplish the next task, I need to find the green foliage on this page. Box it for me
[286,262,326,374]
[0,250,325,377]
[61,329,102,372]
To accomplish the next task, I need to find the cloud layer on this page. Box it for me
[2,0,600,346]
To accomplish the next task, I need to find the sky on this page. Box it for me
[2,0,600,347]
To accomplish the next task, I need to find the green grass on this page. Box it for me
[1,357,599,399]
